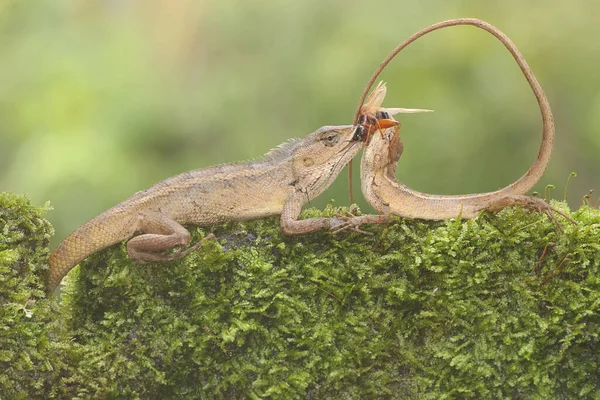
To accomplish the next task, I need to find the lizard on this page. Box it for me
[353,19,574,222]
[360,123,572,222]
[47,125,371,293]
[347,18,559,206]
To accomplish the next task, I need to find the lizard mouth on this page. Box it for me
[324,140,361,185]
[339,139,359,154]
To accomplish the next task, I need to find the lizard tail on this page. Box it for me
[356,18,554,195]
[47,210,137,294]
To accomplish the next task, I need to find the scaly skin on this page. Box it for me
[48,125,366,293]
[361,127,569,221]
[348,18,555,204]
[358,20,573,223]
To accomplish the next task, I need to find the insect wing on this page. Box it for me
[360,81,388,116]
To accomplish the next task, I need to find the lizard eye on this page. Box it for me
[321,131,339,147]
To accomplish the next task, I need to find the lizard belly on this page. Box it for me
[377,175,493,220]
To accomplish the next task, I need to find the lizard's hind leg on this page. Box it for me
[484,195,576,228]
[127,213,206,262]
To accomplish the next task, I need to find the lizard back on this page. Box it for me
[47,138,302,292]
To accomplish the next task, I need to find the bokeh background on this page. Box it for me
[1,1,599,246]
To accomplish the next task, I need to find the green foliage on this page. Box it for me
[2,192,600,398]
[57,203,600,399]
[0,193,59,398]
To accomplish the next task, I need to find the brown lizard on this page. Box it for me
[360,124,571,221]
[355,19,574,222]
[47,125,367,293]
[347,18,557,205]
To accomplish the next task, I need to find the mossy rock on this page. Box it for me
[0,193,66,399]
[2,191,600,398]
[56,202,600,399]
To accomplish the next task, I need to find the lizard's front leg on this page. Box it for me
[280,193,388,235]
[280,193,336,235]
[127,213,206,262]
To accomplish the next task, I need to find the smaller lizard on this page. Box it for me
[47,125,368,293]
[354,19,574,224]
[348,18,551,204]
[360,125,572,222]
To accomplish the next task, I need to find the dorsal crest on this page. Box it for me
[259,138,302,163]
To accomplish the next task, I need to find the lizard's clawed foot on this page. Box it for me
[539,205,576,233]
[171,233,216,259]
[330,214,389,235]
[328,206,374,235]
[331,217,375,235]
[332,204,359,220]
[487,195,576,229]
[128,233,216,263]
[157,233,217,261]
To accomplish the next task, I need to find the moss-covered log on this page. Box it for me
[0,193,67,399]
[61,203,600,399]
[2,192,600,398]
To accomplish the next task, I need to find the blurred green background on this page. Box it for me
[1,1,599,246]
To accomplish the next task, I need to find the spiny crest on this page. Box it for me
[259,138,303,163]
[129,138,304,198]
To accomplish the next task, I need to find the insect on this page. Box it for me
[347,82,431,203]
[351,81,431,144]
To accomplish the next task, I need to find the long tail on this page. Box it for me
[47,210,137,294]
[355,18,554,194]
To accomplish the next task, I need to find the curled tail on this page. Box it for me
[47,210,137,294]
[360,19,556,221]
[356,18,554,195]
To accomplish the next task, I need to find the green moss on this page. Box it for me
[0,192,62,399]
[2,191,599,398]
[56,202,600,399]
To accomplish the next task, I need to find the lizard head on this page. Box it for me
[292,125,361,200]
